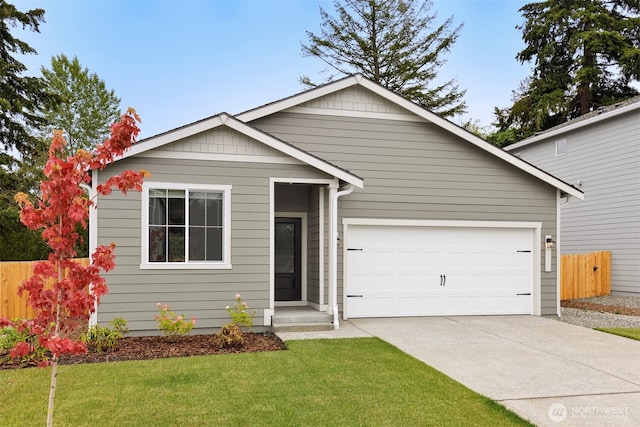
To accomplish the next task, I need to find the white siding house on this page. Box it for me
[506,98,640,295]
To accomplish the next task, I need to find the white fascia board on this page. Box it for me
[236,76,361,122]
[506,102,640,150]
[235,74,581,200]
[118,115,226,161]
[356,79,584,201]
[223,116,364,188]
[112,112,363,189]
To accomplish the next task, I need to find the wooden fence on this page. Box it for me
[561,251,611,300]
[0,252,613,317]
[0,258,90,320]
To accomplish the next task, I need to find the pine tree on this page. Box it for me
[301,0,466,117]
[0,1,51,260]
[491,0,640,146]
[0,1,49,153]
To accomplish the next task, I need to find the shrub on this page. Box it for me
[225,293,256,331]
[215,294,256,348]
[214,324,244,348]
[0,320,50,367]
[81,317,129,353]
[155,303,196,339]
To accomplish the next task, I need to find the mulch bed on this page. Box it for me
[561,300,640,317]
[1,332,287,370]
[6,300,635,370]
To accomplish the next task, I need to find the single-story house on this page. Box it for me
[505,97,640,296]
[90,75,583,334]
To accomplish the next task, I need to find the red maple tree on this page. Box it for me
[1,108,147,426]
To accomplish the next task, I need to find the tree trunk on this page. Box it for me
[46,358,58,427]
[47,267,63,427]
[579,22,595,116]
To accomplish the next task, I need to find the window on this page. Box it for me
[142,183,231,269]
[555,138,568,157]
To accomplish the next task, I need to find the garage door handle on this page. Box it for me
[517,293,531,296]
[440,275,446,286]
[347,248,363,251]
[347,294,363,298]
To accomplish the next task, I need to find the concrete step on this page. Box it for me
[272,322,334,333]
[272,308,334,332]
[272,312,332,324]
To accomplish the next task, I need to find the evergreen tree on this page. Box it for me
[40,54,122,154]
[0,1,49,153]
[491,0,640,146]
[0,1,51,260]
[301,0,466,117]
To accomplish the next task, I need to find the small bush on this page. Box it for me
[214,324,244,348]
[81,317,129,353]
[155,303,196,339]
[0,321,50,367]
[215,294,256,348]
[225,293,256,331]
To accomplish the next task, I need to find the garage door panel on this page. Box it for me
[346,225,534,318]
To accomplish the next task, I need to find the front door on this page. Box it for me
[275,217,302,301]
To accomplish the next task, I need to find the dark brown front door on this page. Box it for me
[275,217,302,301]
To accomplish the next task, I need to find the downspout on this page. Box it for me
[330,183,355,329]
[80,181,97,327]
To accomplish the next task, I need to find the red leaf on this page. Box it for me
[12,110,145,358]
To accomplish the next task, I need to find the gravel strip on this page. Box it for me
[556,307,640,329]
[573,295,640,310]
[552,295,640,329]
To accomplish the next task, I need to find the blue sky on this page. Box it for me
[15,0,531,139]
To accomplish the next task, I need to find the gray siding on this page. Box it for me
[97,156,332,333]
[513,109,640,295]
[251,113,560,314]
[307,186,321,304]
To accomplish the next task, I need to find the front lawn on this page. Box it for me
[595,327,640,341]
[0,337,532,426]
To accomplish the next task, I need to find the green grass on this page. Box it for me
[595,327,640,341]
[0,338,532,426]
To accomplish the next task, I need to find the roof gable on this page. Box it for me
[117,75,583,200]
[238,75,583,200]
[119,113,364,188]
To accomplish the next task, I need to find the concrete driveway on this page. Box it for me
[347,316,640,427]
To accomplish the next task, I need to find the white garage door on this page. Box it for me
[345,225,534,317]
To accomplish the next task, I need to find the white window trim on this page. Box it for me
[555,138,568,157]
[140,181,232,270]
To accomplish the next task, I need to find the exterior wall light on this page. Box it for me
[545,236,556,249]
[544,235,556,272]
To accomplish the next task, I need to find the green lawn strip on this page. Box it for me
[0,337,532,426]
[594,327,640,341]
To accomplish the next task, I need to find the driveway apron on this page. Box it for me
[350,316,640,427]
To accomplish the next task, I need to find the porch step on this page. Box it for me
[272,322,334,333]
[271,307,334,332]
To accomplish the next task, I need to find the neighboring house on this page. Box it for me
[506,97,640,296]
[90,75,583,333]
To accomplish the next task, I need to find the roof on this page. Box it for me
[506,96,640,150]
[117,74,583,200]
[237,74,584,200]
[118,112,364,188]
